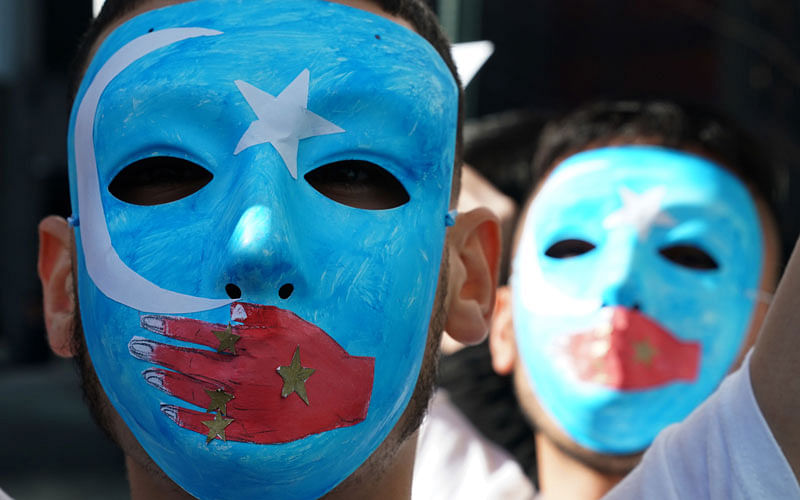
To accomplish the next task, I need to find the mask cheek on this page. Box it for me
[542,259,587,297]
[513,297,602,377]
[647,269,728,332]
[104,197,220,290]
[74,262,159,422]
[700,295,754,367]
[648,275,751,382]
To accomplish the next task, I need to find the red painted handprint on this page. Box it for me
[128,302,374,444]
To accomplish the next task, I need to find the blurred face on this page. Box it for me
[511,146,765,454]
[67,1,458,498]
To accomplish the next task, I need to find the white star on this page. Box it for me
[602,186,676,240]
[233,70,345,179]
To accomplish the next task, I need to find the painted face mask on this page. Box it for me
[67,1,458,498]
[511,146,764,454]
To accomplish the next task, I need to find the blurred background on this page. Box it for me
[1,0,799,498]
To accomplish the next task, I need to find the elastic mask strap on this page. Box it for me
[747,289,773,305]
[445,209,458,227]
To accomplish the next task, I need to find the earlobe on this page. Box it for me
[488,286,516,375]
[38,216,77,358]
[443,207,501,345]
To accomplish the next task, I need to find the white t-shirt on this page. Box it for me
[604,351,800,499]
[413,389,536,500]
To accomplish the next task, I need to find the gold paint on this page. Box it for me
[202,413,234,444]
[277,346,316,406]
[633,340,657,365]
[205,388,235,416]
[212,323,241,355]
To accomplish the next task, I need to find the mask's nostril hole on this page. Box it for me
[225,284,242,300]
[279,284,294,300]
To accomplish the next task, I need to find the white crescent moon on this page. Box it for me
[74,27,233,313]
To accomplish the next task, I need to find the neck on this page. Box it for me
[535,433,625,500]
[323,429,418,500]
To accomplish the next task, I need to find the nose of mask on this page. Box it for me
[221,204,305,302]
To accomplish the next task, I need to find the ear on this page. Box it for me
[38,216,77,358]
[444,207,501,345]
[488,285,516,375]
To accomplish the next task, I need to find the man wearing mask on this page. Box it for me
[490,101,794,499]
[37,1,501,498]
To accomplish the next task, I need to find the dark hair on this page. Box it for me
[68,0,464,194]
[532,100,781,225]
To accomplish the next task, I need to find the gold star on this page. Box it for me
[633,340,658,365]
[201,413,234,444]
[204,388,234,416]
[212,323,241,355]
[277,346,316,406]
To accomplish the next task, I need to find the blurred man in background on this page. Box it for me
[490,100,788,498]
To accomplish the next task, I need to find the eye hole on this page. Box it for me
[304,160,410,210]
[544,239,597,259]
[659,244,719,270]
[108,157,213,206]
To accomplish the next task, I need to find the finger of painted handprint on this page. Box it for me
[129,336,233,379]
[142,345,374,444]
[133,302,375,444]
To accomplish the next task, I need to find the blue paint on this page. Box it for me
[229,205,273,251]
[67,1,458,499]
[511,146,763,453]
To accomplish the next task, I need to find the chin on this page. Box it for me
[512,361,644,477]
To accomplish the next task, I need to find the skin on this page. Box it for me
[441,164,517,355]
[490,138,781,500]
[751,232,800,481]
[38,1,502,499]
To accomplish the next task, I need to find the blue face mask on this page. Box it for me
[511,146,764,454]
[68,1,458,498]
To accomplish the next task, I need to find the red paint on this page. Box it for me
[138,302,374,444]
[564,307,699,390]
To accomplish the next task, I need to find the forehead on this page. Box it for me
[80,0,457,179]
[534,147,751,212]
[90,0,436,78]
[90,0,413,57]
